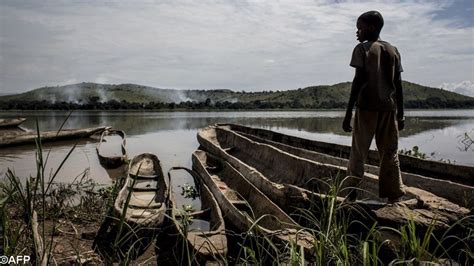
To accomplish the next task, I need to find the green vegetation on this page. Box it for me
[179,183,199,200]
[2,159,472,264]
[1,121,472,264]
[399,146,428,159]
[1,81,473,110]
[0,122,108,264]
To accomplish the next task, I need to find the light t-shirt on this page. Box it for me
[350,40,403,111]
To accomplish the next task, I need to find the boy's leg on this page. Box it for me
[374,111,405,199]
[347,109,377,181]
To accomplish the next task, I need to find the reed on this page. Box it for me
[94,163,160,264]
[158,163,473,265]
[0,116,108,264]
[1,118,471,264]
[167,167,229,265]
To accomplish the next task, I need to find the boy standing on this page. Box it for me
[343,11,405,203]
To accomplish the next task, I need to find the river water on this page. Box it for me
[1,110,473,209]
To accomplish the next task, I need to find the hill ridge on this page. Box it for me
[1,81,473,109]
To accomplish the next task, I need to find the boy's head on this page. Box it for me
[356,11,384,42]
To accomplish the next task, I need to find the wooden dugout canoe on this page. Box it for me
[198,126,371,205]
[192,150,315,256]
[96,129,127,169]
[220,123,474,186]
[0,126,107,147]
[0,118,26,128]
[168,167,227,264]
[197,126,470,231]
[114,153,169,227]
[217,124,474,208]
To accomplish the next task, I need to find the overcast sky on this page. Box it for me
[1,0,473,95]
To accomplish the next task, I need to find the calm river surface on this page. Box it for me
[1,110,473,207]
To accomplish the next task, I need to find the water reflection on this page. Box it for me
[1,111,468,139]
[1,110,473,185]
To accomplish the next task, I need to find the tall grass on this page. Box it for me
[0,118,79,265]
[0,183,26,257]
[2,153,472,265]
[1,120,472,264]
[158,166,473,265]
[93,161,162,264]
[0,116,108,264]
[168,167,229,265]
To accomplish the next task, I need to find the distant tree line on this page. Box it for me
[0,97,473,110]
[404,98,474,109]
[0,98,345,110]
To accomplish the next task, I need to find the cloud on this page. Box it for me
[0,0,472,92]
[441,80,474,97]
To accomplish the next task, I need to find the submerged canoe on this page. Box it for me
[168,167,227,264]
[0,126,107,147]
[217,124,474,208]
[96,129,127,169]
[220,123,474,186]
[0,118,26,128]
[197,126,470,231]
[114,153,169,227]
[193,150,315,256]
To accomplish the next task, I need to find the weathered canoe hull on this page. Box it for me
[168,167,227,263]
[218,125,474,208]
[0,126,107,147]
[198,126,375,200]
[0,118,26,127]
[192,150,315,256]
[221,123,474,186]
[114,153,168,227]
[96,129,128,169]
[197,126,470,232]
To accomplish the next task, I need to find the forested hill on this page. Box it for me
[1,81,473,109]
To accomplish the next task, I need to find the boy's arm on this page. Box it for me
[395,71,404,130]
[343,68,365,132]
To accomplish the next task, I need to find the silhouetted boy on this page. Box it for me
[343,11,405,203]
